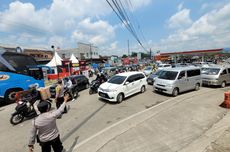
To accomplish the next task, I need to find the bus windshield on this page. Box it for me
[0,62,10,71]
[2,52,37,74]
[0,52,44,80]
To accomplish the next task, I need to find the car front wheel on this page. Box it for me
[172,88,179,97]
[117,93,124,103]
[140,86,146,93]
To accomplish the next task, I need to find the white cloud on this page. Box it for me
[0,0,152,50]
[71,18,115,45]
[158,3,230,52]
[128,0,152,10]
[110,41,118,50]
[168,6,193,29]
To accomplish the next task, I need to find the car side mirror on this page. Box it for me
[124,81,130,85]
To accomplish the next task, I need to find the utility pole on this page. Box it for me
[90,43,92,65]
[128,40,130,57]
[150,48,152,60]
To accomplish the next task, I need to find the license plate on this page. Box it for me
[100,93,105,97]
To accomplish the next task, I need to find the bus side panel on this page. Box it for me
[0,72,44,98]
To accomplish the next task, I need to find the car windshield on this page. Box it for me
[145,67,152,70]
[158,71,178,80]
[108,75,126,84]
[155,70,162,75]
[202,68,220,75]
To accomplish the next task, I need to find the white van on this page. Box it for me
[98,72,147,103]
[202,66,230,87]
[154,67,202,96]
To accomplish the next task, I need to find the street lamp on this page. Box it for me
[51,45,60,80]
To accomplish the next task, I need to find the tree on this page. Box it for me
[131,52,137,57]
[122,54,128,58]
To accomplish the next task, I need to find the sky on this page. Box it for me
[0,0,230,56]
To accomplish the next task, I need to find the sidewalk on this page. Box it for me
[73,87,230,152]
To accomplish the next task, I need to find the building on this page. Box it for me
[61,42,99,60]
[0,45,53,64]
[61,42,107,64]
[154,48,230,63]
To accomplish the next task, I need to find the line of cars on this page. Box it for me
[48,64,230,104]
[146,65,230,97]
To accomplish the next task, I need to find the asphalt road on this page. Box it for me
[0,84,171,152]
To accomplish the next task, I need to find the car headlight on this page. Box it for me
[166,84,173,87]
[107,89,117,92]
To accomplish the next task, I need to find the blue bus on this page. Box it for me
[0,49,45,103]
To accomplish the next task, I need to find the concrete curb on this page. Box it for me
[178,111,230,152]
[73,89,217,152]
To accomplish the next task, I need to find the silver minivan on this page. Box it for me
[201,66,230,88]
[154,67,202,96]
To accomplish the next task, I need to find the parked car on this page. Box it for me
[147,70,162,85]
[143,66,154,76]
[201,66,230,88]
[171,63,193,68]
[101,67,117,77]
[49,75,89,98]
[154,67,202,96]
[98,72,147,103]
[157,64,172,70]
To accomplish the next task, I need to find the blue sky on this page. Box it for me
[0,0,229,56]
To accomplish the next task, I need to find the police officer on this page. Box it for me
[28,94,69,152]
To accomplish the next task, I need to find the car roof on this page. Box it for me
[70,75,86,78]
[161,67,201,72]
[116,71,144,77]
[204,65,230,69]
[159,63,171,65]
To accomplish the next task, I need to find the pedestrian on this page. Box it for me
[28,94,69,152]
[65,78,74,100]
[55,80,67,114]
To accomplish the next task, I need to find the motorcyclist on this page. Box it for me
[100,72,107,83]
[64,77,74,101]
[23,84,41,115]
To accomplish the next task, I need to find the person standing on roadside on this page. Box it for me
[65,78,74,100]
[28,94,69,152]
[56,80,67,113]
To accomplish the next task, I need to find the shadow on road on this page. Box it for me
[67,136,79,152]
[61,103,107,143]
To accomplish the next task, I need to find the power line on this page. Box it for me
[124,0,150,49]
[106,0,148,52]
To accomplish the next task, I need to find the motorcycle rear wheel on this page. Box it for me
[10,113,24,125]
[89,89,93,95]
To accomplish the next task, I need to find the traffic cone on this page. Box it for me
[221,92,230,108]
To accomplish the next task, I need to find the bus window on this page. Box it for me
[28,67,44,80]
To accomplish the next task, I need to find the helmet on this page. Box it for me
[57,79,62,84]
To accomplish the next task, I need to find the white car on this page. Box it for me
[157,64,172,70]
[98,72,147,103]
[143,66,153,76]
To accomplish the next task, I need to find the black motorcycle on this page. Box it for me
[10,100,37,125]
[89,80,101,95]
[10,87,43,125]
[64,86,78,101]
